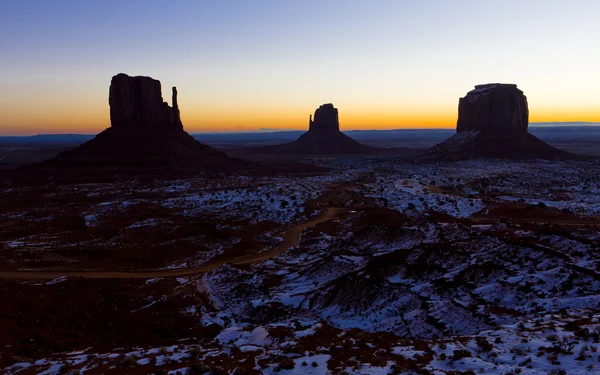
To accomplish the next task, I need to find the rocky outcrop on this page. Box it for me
[109,73,182,130]
[457,84,528,134]
[253,103,372,155]
[309,103,340,132]
[423,83,576,160]
[42,73,242,173]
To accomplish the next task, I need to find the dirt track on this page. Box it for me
[0,207,344,280]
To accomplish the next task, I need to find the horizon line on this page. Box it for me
[2,122,600,137]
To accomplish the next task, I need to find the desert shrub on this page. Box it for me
[58,363,73,375]
[187,364,211,374]
[564,321,581,331]
[547,334,559,342]
[278,358,295,370]
[189,346,202,356]
[518,357,532,366]
[122,354,138,367]
[451,349,471,361]
[475,336,493,352]
[557,336,577,354]
[574,328,590,340]
[517,282,533,293]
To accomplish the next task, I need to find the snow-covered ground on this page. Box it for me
[3,158,600,374]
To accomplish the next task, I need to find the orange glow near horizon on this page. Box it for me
[528,110,600,124]
[1,88,599,135]
[3,106,600,136]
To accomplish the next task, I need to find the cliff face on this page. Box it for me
[308,103,340,133]
[457,83,528,135]
[109,73,183,131]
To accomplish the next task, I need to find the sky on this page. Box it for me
[1,0,599,135]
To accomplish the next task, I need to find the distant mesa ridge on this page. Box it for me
[424,83,578,160]
[41,73,240,172]
[253,103,372,155]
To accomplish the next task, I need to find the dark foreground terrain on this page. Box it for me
[1,141,600,374]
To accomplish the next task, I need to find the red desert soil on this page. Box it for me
[0,207,345,280]
[472,201,600,226]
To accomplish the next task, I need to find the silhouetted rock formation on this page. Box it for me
[253,103,372,155]
[43,73,241,172]
[457,84,528,134]
[424,83,574,160]
[109,73,183,130]
[309,103,340,132]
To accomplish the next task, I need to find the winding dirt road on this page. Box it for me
[0,207,344,280]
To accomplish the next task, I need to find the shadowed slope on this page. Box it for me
[47,127,241,171]
[425,130,575,160]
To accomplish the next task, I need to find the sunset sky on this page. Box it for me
[1,0,599,135]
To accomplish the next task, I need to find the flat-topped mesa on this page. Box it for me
[308,103,340,132]
[422,82,579,160]
[109,73,183,131]
[457,83,528,135]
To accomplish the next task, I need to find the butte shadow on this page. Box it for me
[36,73,245,174]
[249,103,374,155]
[420,83,583,160]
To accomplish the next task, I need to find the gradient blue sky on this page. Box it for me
[1,0,599,134]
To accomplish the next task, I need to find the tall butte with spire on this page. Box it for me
[424,83,576,160]
[254,103,372,154]
[108,73,183,131]
[44,73,241,172]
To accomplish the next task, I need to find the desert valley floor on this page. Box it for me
[2,153,600,375]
